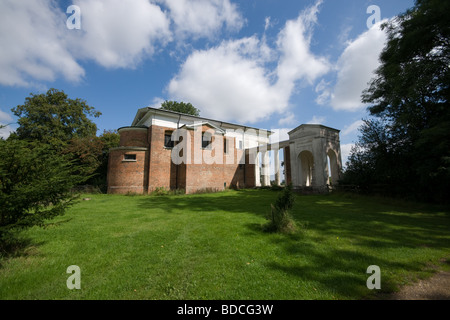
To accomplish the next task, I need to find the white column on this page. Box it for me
[274,149,281,186]
[262,150,270,186]
[254,152,261,187]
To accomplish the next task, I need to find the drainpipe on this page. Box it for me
[175,114,181,190]
[146,113,153,194]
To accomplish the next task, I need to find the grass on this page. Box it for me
[0,189,449,300]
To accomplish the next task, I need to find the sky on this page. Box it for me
[0,0,415,165]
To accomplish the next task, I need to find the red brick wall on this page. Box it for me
[107,148,148,194]
[119,128,148,147]
[108,124,256,194]
[244,151,256,188]
[147,125,178,192]
[180,125,248,193]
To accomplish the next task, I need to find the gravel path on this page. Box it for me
[388,270,450,300]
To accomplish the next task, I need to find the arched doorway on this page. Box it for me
[299,151,314,187]
[327,149,339,186]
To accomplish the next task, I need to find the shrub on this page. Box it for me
[151,187,185,196]
[0,139,85,253]
[263,185,297,233]
[152,187,169,196]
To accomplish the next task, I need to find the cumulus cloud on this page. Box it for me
[307,115,326,124]
[341,119,364,136]
[167,36,281,123]
[328,21,387,111]
[278,112,297,126]
[0,0,244,87]
[275,0,330,96]
[0,0,84,86]
[71,0,171,69]
[167,0,329,124]
[159,0,244,39]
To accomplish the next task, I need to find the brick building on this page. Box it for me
[107,107,343,194]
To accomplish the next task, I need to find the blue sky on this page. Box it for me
[0,0,415,164]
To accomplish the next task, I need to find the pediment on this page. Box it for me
[180,121,226,135]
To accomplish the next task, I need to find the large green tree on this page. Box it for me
[10,89,116,189]
[346,0,450,202]
[0,139,85,249]
[12,88,101,150]
[160,100,200,116]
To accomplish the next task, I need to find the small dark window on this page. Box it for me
[223,138,228,154]
[124,154,136,161]
[202,132,212,150]
[164,131,174,148]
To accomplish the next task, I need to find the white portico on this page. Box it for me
[247,124,342,191]
[287,124,342,190]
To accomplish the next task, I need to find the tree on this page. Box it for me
[90,130,120,191]
[12,88,101,150]
[63,130,120,191]
[160,100,200,116]
[0,139,85,249]
[345,0,450,202]
[341,119,412,195]
[63,136,104,178]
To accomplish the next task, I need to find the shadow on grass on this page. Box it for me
[0,219,73,268]
[0,236,46,269]
[134,190,450,298]
[136,189,276,216]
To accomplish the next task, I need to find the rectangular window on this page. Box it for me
[202,132,212,150]
[124,154,136,161]
[164,131,174,148]
[223,138,228,154]
[238,140,243,150]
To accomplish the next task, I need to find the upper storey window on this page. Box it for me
[164,131,174,148]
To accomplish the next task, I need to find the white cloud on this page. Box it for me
[341,119,364,136]
[315,79,332,105]
[0,109,14,139]
[72,0,171,69]
[0,125,14,139]
[340,143,355,167]
[0,0,85,86]
[264,16,275,32]
[274,0,330,96]
[167,36,281,123]
[0,0,243,87]
[148,97,165,109]
[159,0,244,39]
[329,21,387,111]
[0,110,13,123]
[278,112,296,126]
[167,1,329,125]
[307,115,326,124]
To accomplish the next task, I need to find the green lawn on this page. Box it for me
[1,189,449,300]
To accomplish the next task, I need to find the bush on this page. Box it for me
[263,185,297,233]
[0,139,85,252]
[151,187,185,196]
